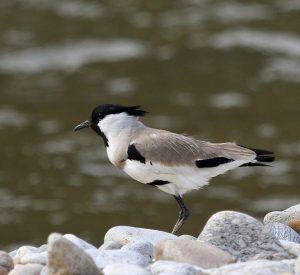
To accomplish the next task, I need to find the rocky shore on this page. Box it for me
[2,204,300,275]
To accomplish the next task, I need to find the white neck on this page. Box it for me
[97,112,145,141]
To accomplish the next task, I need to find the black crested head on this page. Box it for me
[90,104,147,124]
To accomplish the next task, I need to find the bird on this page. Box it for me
[74,104,274,234]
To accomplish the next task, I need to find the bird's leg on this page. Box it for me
[171,195,190,235]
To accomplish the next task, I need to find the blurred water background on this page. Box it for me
[0,0,300,250]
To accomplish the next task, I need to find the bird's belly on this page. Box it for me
[122,160,210,196]
[122,160,173,184]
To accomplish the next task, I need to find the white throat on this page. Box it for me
[97,112,144,141]
[97,112,145,165]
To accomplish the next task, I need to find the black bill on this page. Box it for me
[74,120,90,132]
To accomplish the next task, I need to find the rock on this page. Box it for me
[40,266,48,275]
[8,264,43,275]
[250,252,294,261]
[0,251,14,274]
[99,241,123,250]
[295,254,300,275]
[155,239,234,269]
[20,252,47,265]
[86,249,149,269]
[198,211,288,262]
[64,234,97,250]
[12,246,46,265]
[210,259,295,275]
[0,267,9,275]
[264,204,300,232]
[104,226,178,247]
[121,242,153,260]
[265,222,300,243]
[47,233,100,275]
[281,240,300,257]
[102,263,150,275]
[150,260,208,275]
[178,235,197,241]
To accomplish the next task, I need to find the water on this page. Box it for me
[0,0,300,250]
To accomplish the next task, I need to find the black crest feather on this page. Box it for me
[91,104,147,123]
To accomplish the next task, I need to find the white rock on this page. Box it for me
[104,226,178,247]
[13,246,46,265]
[99,241,123,250]
[86,248,149,269]
[9,263,43,275]
[210,259,295,275]
[64,233,97,250]
[150,260,208,275]
[295,254,300,275]
[280,240,300,256]
[103,263,150,275]
[40,266,49,275]
[8,250,17,260]
[20,251,47,265]
[178,235,197,241]
[121,242,153,260]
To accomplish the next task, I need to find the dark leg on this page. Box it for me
[171,195,190,235]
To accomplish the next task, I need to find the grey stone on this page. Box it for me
[47,233,100,275]
[281,240,300,257]
[104,226,178,247]
[86,248,149,269]
[155,239,234,269]
[102,263,150,275]
[0,251,14,273]
[64,233,97,250]
[198,211,288,262]
[121,242,153,260]
[264,204,300,232]
[210,259,295,275]
[265,222,300,243]
[8,264,43,275]
[150,260,208,275]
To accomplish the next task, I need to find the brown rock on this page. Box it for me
[154,239,234,269]
[47,233,101,275]
[0,251,13,274]
[288,220,300,232]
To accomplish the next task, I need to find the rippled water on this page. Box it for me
[0,0,300,250]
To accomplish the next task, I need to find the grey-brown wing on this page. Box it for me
[128,129,251,167]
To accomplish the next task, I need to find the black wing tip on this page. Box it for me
[240,145,275,162]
